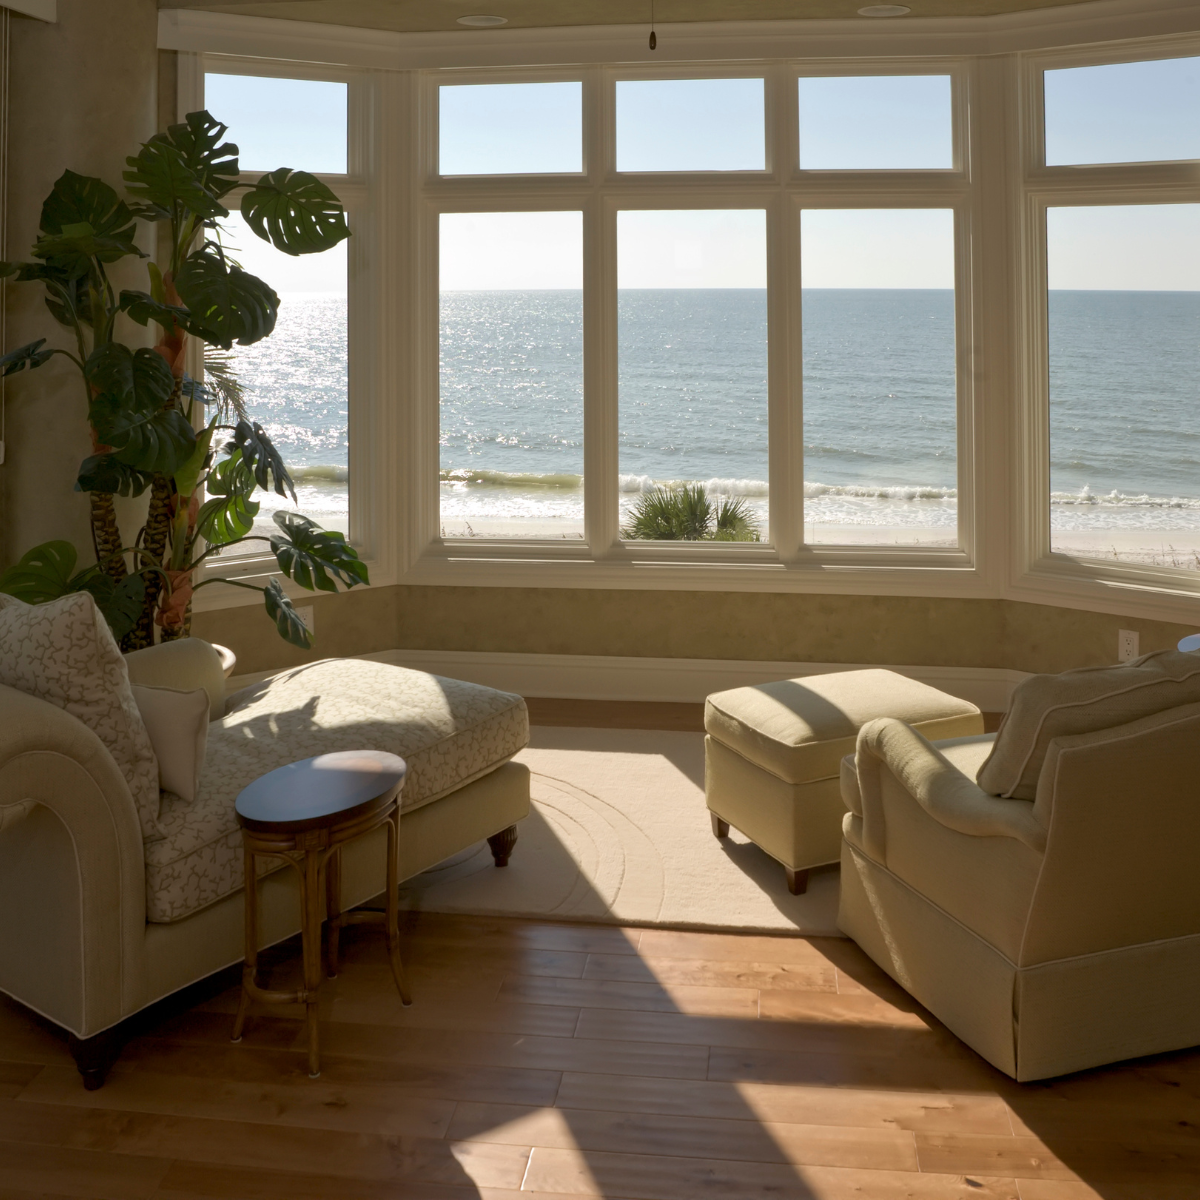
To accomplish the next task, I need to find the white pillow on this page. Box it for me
[0,591,163,839]
[132,684,210,803]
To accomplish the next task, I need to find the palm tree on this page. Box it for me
[621,484,761,541]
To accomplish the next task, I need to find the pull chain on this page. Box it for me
[649,0,657,50]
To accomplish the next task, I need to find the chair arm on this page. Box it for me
[0,684,147,1036]
[856,717,1047,860]
[124,637,227,719]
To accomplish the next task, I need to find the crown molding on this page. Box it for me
[6,0,56,21]
[159,0,1200,69]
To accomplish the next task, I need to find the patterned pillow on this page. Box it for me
[0,591,163,839]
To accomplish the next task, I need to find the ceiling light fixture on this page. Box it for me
[857,4,911,15]
[456,14,508,26]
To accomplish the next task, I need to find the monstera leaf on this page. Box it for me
[196,450,260,545]
[85,342,174,411]
[0,541,145,639]
[86,344,195,474]
[89,399,196,475]
[174,250,279,349]
[0,540,80,603]
[35,171,141,271]
[75,453,155,497]
[77,572,146,641]
[264,577,314,649]
[0,339,54,377]
[241,169,350,257]
[149,111,240,202]
[228,419,294,499]
[124,134,229,223]
[269,511,368,594]
[119,290,195,336]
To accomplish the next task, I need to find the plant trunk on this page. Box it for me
[89,492,127,583]
[122,472,173,651]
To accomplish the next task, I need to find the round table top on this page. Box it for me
[236,750,407,833]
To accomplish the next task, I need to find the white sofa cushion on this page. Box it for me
[132,684,209,803]
[0,592,163,839]
[978,649,1200,800]
[144,658,529,922]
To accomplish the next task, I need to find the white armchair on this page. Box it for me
[838,692,1200,1081]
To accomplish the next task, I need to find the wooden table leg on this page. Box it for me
[325,846,342,979]
[385,810,412,1006]
[302,848,324,1077]
[232,846,256,1043]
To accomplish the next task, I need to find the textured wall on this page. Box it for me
[1,0,159,568]
[192,585,1199,681]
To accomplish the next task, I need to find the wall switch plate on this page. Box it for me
[1118,629,1139,662]
[296,605,315,635]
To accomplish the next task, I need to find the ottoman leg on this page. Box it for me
[488,824,519,867]
[786,867,810,896]
[711,813,730,839]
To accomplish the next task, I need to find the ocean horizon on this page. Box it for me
[224,287,1200,564]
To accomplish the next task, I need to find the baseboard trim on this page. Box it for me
[229,650,1027,711]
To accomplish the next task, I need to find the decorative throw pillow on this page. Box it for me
[978,649,1200,800]
[0,592,163,839]
[132,684,210,803]
[125,637,228,720]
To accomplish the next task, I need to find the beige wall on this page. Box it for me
[0,0,159,566]
[192,585,1199,681]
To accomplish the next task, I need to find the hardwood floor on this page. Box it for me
[0,702,1188,1198]
[1,911,1198,1199]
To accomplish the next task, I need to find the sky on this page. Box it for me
[206,63,1200,293]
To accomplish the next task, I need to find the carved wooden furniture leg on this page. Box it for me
[231,845,256,1044]
[711,814,730,838]
[487,824,519,866]
[385,811,412,1006]
[326,846,342,979]
[786,867,810,896]
[302,843,323,1077]
[68,1026,124,1091]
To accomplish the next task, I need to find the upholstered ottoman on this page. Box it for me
[704,669,982,893]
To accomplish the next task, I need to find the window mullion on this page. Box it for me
[583,69,619,556]
[767,64,802,559]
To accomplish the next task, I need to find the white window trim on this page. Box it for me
[1010,32,1200,616]
[414,60,977,580]
[166,5,1200,631]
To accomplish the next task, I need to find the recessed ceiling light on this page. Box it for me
[858,4,911,15]
[456,14,508,26]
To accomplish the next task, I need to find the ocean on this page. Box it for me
[225,288,1200,565]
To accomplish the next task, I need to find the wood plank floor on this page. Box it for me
[2,912,1198,1200]
[0,701,1184,1198]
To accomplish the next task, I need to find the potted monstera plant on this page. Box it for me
[0,110,363,650]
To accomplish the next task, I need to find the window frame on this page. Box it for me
[1014,35,1200,606]
[412,59,980,584]
[188,55,396,593]
[166,12,1200,629]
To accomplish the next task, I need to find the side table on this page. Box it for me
[232,750,410,1077]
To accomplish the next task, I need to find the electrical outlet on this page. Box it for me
[1118,629,1139,663]
[296,605,315,635]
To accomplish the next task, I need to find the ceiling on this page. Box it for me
[156,0,1105,35]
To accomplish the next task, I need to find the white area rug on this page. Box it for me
[397,726,842,936]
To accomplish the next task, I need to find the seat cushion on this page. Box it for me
[144,659,528,922]
[705,668,982,785]
[978,649,1200,800]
